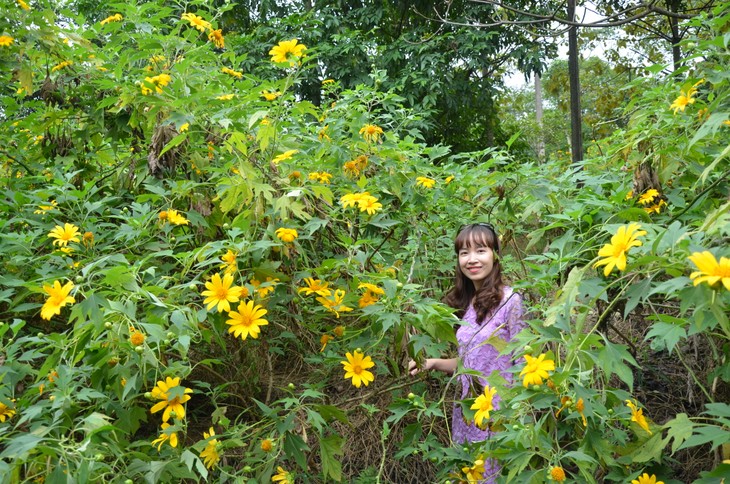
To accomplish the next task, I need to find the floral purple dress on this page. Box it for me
[452,288,525,482]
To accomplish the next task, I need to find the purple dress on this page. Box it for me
[452,288,525,482]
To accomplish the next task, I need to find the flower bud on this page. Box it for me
[104,322,113,329]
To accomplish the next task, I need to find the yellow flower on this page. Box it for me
[40,280,75,320]
[221,67,243,78]
[320,334,333,352]
[359,124,384,143]
[51,61,72,72]
[179,123,190,132]
[216,94,235,100]
[357,195,382,215]
[358,291,379,308]
[0,400,16,422]
[150,377,193,422]
[201,272,244,312]
[82,231,94,247]
[322,79,334,85]
[593,223,647,277]
[317,289,353,318]
[631,473,664,484]
[333,325,345,337]
[670,81,702,114]
[200,427,220,468]
[416,176,436,189]
[220,249,238,274]
[151,422,179,450]
[637,189,659,205]
[0,36,15,47]
[520,353,555,387]
[158,210,168,221]
[17,0,30,10]
[130,331,145,346]
[208,29,224,48]
[34,200,58,214]
[272,466,293,483]
[318,125,331,141]
[275,227,298,243]
[100,13,123,25]
[261,438,273,452]
[226,300,269,340]
[269,39,306,65]
[340,193,362,209]
[251,277,278,299]
[626,399,652,434]
[341,350,375,388]
[575,397,587,426]
[141,74,172,95]
[550,466,566,482]
[272,150,298,164]
[688,251,730,290]
[462,459,486,484]
[445,175,455,184]
[48,223,80,246]
[261,90,282,101]
[166,209,189,225]
[343,155,368,177]
[298,278,331,297]
[470,385,497,429]
[308,172,333,184]
[181,12,211,32]
[644,200,667,214]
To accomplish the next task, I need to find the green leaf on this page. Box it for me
[158,132,187,157]
[319,434,344,482]
[645,321,686,354]
[665,413,695,453]
[283,432,309,470]
[313,404,349,425]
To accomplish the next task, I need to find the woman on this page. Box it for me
[409,223,526,482]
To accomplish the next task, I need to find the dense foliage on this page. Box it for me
[0,0,728,483]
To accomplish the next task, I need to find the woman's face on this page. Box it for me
[458,243,494,290]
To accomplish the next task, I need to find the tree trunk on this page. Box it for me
[535,74,545,162]
[568,0,583,166]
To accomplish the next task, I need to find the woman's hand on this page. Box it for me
[408,358,431,376]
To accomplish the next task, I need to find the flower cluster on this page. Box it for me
[159,209,189,225]
[636,189,666,214]
[221,66,242,78]
[308,171,332,184]
[340,191,382,215]
[51,61,72,72]
[343,155,368,177]
[100,13,122,25]
[141,73,172,95]
[272,150,298,164]
[358,283,384,308]
[201,270,270,341]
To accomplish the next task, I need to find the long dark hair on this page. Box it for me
[443,224,504,324]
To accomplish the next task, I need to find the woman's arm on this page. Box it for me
[408,357,458,376]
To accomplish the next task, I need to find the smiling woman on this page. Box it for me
[408,223,526,483]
